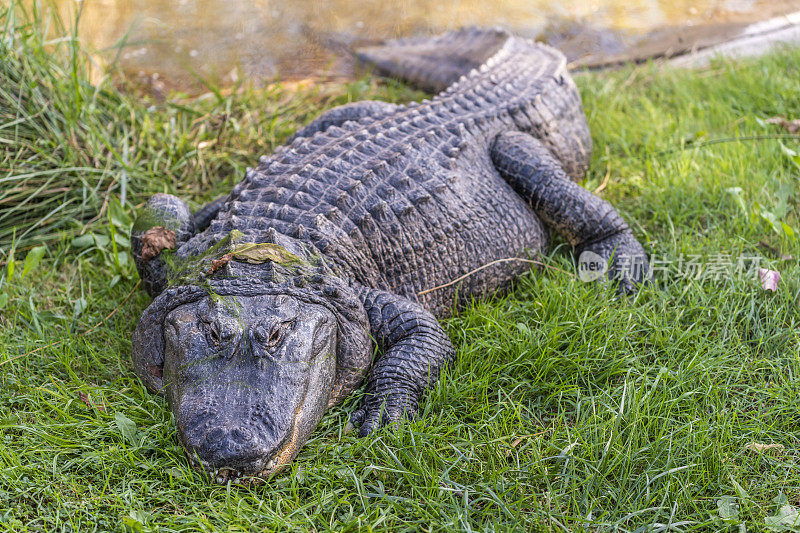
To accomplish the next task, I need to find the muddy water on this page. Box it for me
[51,0,800,89]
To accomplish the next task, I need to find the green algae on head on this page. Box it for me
[163,229,308,290]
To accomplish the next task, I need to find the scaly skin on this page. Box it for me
[131,27,648,483]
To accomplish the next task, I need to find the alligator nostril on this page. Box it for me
[203,427,226,453]
[183,417,271,471]
[230,426,253,443]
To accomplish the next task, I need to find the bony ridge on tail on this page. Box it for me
[131,27,649,483]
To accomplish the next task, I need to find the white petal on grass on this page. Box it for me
[759,268,780,292]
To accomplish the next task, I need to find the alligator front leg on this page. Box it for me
[351,286,455,436]
[132,193,196,297]
[491,131,649,293]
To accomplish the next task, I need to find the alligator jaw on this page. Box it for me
[197,408,312,485]
[185,416,303,484]
[182,353,335,485]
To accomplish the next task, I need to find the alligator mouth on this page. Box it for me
[183,401,309,485]
[191,424,300,484]
[187,452,282,485]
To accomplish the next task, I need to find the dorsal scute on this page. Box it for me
[439,36,565,100]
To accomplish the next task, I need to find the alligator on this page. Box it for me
[131,27,649,483]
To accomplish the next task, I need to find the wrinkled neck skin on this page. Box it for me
[131,252,372,483]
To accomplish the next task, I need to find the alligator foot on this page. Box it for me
[577,231,649,295]
[350,384,419,436]
[132,193,195,297]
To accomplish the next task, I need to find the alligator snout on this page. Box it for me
[183,422,272,473]
[202,426,255,453]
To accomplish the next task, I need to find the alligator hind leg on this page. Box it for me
[491,131,649,293]
[132,193,196,297]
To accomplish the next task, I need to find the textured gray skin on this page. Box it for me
[131,27,648,483]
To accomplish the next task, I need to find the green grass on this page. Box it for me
[1,3,800,532]
[0,1,425,248]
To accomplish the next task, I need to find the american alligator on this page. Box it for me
[131,27,648,483]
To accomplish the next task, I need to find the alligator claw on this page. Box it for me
[351,391,418,437]
[350,405,366,428]
[578,231,650,296]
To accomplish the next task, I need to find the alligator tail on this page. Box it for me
[354,26,511,93]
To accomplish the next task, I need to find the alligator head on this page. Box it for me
[131,269,372,483]
[166,293,337,482]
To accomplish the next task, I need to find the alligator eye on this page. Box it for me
[252,323,270,345]
[266,328,282,346]
[208,321,221,345]
[166,317,180,337]
[252,319,292,350]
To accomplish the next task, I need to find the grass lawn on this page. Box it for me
[1,3,799,532]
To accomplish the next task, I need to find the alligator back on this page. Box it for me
[356,27,591,179]
[179,29,592,317]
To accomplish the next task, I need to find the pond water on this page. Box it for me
[50,0,800,89]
